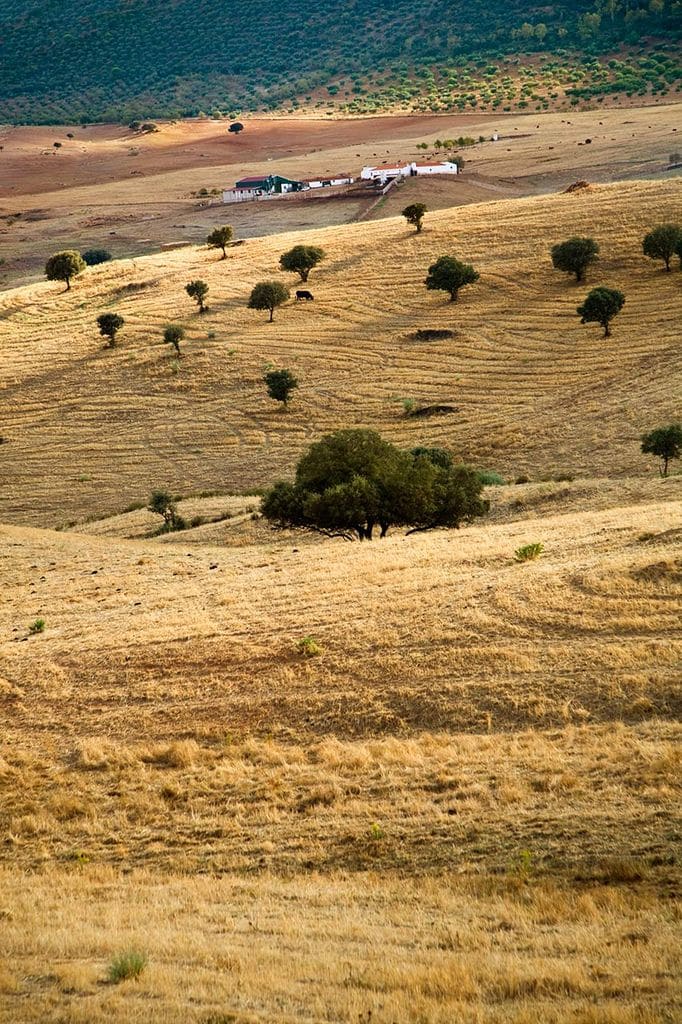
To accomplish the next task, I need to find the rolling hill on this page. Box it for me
[1,178,681,1023]
[1,178,680,526]
[0,0,680,122]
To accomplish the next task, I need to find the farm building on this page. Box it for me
[360,162,413,182]
[300,173,355,189]
[360,160,459,184]
[222,173,304,203]
[413,160,459,176]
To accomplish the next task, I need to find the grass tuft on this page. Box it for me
[514,542,544,562]
[106,950,148,984]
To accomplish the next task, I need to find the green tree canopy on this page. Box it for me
[551,236,600,282]
[261,428,488,540]
[228,122,244,134]
[186,279,209,312]
[207,225,233,258]
[97,312,124,347]
[279,245,326,282]
[641,424,682,477]
[148,489,185,532]
[249,280,290,321]
[264,367,298,406]
[576,286,625,337]
[83,249,113,266]
[425,256,479,301]
[402,202,428,233]
[642,223,682,272]
[45,250,86,290]
[163,324,185,354]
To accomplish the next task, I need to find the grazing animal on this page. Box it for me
[295,289,314,301]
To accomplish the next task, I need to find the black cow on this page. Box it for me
[295,290,314,301]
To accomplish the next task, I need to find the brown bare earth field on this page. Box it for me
[1,176,681,1022]
[1,102,680,288]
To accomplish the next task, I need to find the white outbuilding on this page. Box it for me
[361,161,459,183]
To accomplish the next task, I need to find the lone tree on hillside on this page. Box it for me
[261,428,488,541]
[425,256,479,302]
[45,250,86,290]
[402,203,428,233]
[97,312,124,347]
[676,237,682,269]
[248,280,290,321]
[228,122,244,134]
[186,279,209,313]
[577,286,625,337]
[264,368,298,406]
[148,489,185,532]
[641,424,682,478]
[279,245,326,282]
[163,324,185,354]
[83,248,112,266]
[642,223,682,272]
[551,236,600,282]
[207,225,233,258]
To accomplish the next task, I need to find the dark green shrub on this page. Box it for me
[261,428,488,540]
[577,287,625,337]
[97,312,124,347]
[551,236,599,282]
[264,368,298,406]
[83,249,113,266]
[249,280,290,321]
[642,223,682,272]
[207,225,233,258]
[45,250,85,290]
[186,280,209,313]
[148,489,186,532]
[641,424,682,477]
[279,245,325,282]
[402,202,428,233]
[425,256,479,301]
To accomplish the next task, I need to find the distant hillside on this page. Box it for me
[0,0,680,123]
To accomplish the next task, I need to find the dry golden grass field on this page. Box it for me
[1,177,680,526]
[0,174,681,1023]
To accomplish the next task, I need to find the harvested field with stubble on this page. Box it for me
[1,175,681,1023]
[1,178,681,526]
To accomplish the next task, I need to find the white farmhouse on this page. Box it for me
[360,160,458,184]
[360,162,413,183]
[413,160,459,176]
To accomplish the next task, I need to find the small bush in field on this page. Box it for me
[163,324,185,354]
[186,279,209,313]
[514,542,544,562]
[83,248,112,266]
[107,950,148,983]
[28,618,45,634]
[297,635,322,657]
[477,469,505,485]
[148,489,186,532]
